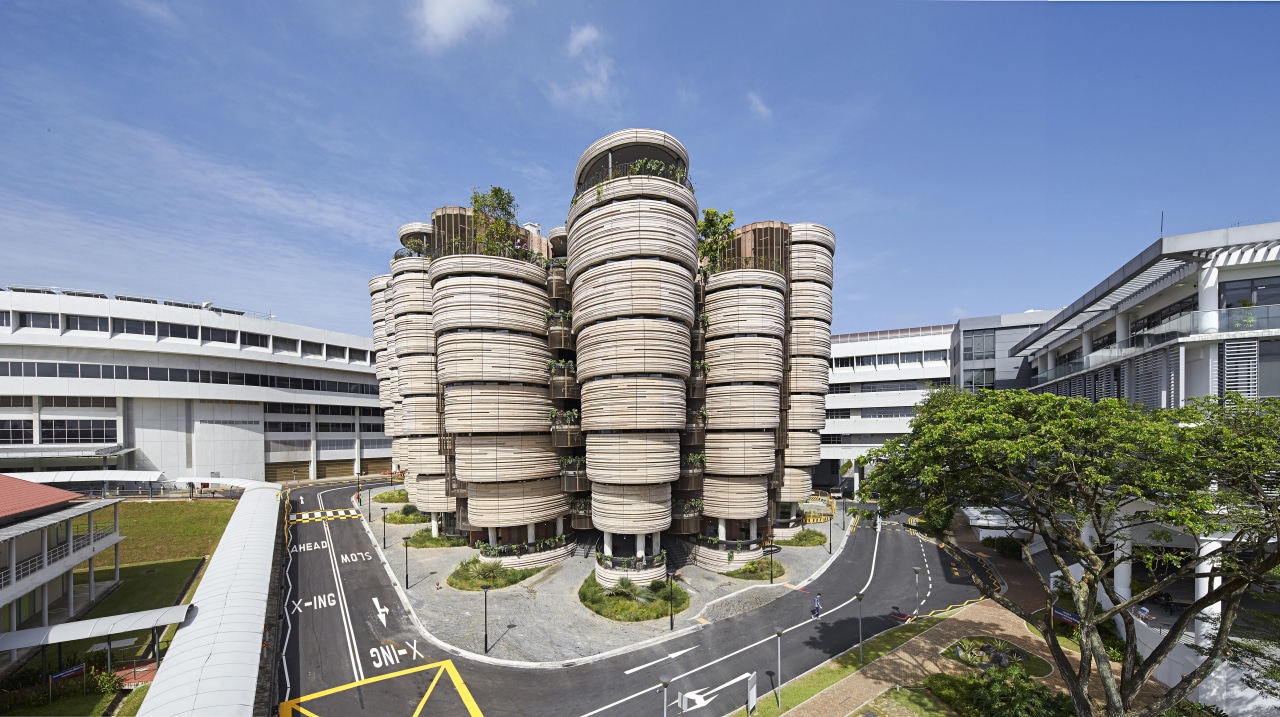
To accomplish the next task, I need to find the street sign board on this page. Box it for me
[1052,605,1081,626]
[51,664,84,682]
[747,671,757,711]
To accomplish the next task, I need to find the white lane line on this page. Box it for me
[581,522,885,716]
[280,505,295,700]
[319,489,365,682]
[622,646,699,675]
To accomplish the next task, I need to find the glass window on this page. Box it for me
[833,357,853,369]
[861,406,915,419]
[359,407,384,417]
[18,312,59,329]
[924,350,947,363]
[112,318,155,335]
[265,421,311,433]
[1260,341,1280,398]
[0,313,8,327]
[963,368,995,391]
[57,363,79,378]
[158,322,199,339]
[149,367,168,381]
[266,403,311,415]
[274,337,298,353]
[360,422,385,433]
[316,422,354,432]
[241,331,269,348]
[861,380,917,392]
[962,329,996,361]
[829,383,851,394]
[349,349,368,363]
[201,327,236,344]
[316,405,355,416]
[66,315,108,332]
[36,363,56,377]
[326,345,347,360]
[855,356,875,367]
[80,364,101,379]
[825,409,851,420]
[128,366,148,380]
[301,341,323,357]
[0,420,34,444]
[876,354,898,367]
[900,352,922,365]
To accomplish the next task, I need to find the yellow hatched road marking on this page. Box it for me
[412,664,447,717]
[278,659,482,716]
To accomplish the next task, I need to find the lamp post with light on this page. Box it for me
[659,674,671,717]
[402,536,410,588]
[913,566,922,621]
[773,627,783,708]
[481,584,491,653]
[856,593,865,663]
[381,507,388,547]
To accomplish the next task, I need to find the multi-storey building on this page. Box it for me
[0,288,386,481]
[371,129,835,583]
[949,310,1057,391]
[821,325,953,493]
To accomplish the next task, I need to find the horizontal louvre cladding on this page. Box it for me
[570,259,695,331]
[407,474,455,512]
[789,281,834,323]
[787,319,832,357]
[703,287,785,339]
[705,269,787,294]
[584,432,680,485]
[565,199,698,283]
[393,315,435,354]
[589,481,672,533]
[704,336,783,384]
[397,353,438,387]
[315,460,355,479]
[390,256,432,278]
[455,434,559,482]
[264,461,310,482]
[779,467,812,503]
[1224,340,1259,398]
[431,276,549,335]
[399,395,439,435]
[436,332,551,384]
[580,375,686,430]
[0,362,377,395]
[785,395,826,430]
[467,478,569,528]
[787,357,830,394]
[789,222,837,254]
[705,384,780,429]
[442,384,553,433]
[702,474,767,519]
[362,457,392,474]
[399,436,447,474]
[566,175,697,229]
[704,431,776,475]
[788,243,834,286]
[427,254,547,287]
[575,319,691,380]
[784,431,822,466]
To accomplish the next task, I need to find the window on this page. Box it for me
[241,331,269,348]
[924,350,947,363]
[360,422,385,433]
[855,356,875,367]
[926,377,952,388]
[0,313,8,327]
[201,327,236,344]
[316,422,354,432]
[112,318,155,336]
[1260,341,1280,398]
[158,322,199,339]
[876,354,898,367]
[861,380,917,392]
[963,368,995,391]
[821,434,851,445]
[825,409,852,420]
[267,439,310,453]
[899,352,922,365]
[363,438,392,450]
[326,345,347,360]
[829,383,851,394]
[0,420,33,444]
[40,396,115,408]
[316,405,355,416]
[265,421,311,433]
[317,438,356,451]
[274,337,298,353]
[1221,276,1280,309]
[266,403,311,415]
[833,357,853,369]
[1131,296,1198,333]
[861,407,915,419]
[18,312,59,329]
[66,315,108,332]
[962,329,996,361]
[301,341,323,357]
[0,396,33,408]
[1093,332,1117,351]
[36,363,56,377]
[349,349,368,364]
[40,419,116,444]
[1058,347,1082,365]
[359,407,384,417]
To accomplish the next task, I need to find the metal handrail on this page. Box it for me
[14,553,43,581]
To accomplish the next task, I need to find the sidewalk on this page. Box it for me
[951,515,1050,613]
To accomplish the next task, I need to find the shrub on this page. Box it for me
[400,504,418,516]
[924,673,979,717]
[928,667,1071,717]
[578,574,690,622]
[649,579,668,593]
[446,557,544,590]
[775,529,826,547]
[725,558,785,581]
[981,536,1026,560]
[92,666,125,694]
[373,489,408,503]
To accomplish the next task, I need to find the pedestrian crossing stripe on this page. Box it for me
[288,509,361,524]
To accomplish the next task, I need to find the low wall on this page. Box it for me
[595,563,665,588]
[478,542,576,569]
[689,543,763,572]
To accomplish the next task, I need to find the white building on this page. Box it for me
[821,324,953,492]
[0,287,388,482]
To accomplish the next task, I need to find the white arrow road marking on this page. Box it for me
[677,672,753,712]
[373,597,390,627]
[623,645,699,675]
[408,639,422,660]
[678,689,717,711]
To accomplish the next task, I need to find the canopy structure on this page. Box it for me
[9,471,276,491]
[0,604,191,652]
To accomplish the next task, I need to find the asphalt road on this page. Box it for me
[277,485,980,716]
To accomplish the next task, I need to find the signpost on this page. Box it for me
[746,671,757,714]
[1052,605,1081,626]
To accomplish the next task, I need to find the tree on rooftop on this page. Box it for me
[862,388,1280,717]
[697,208,734,274]
[469,185,521,257]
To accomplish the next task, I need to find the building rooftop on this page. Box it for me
[832,324,954,343]
[0,474,82,524]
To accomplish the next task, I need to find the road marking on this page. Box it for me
[288,508,361,524]
[291,599,302,614]
[695,618,709,624]
[319,489,365,682]
[373,597,390,627]
[398,648,408,656]
[279,659,481,717]
[623,645,699,675]
[408,639,422,660]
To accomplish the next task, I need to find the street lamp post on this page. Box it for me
[828,508,833,555]
[773,627,783,708]
[667,567,674,632]
[381,507,388,548]
[856,593,865,663]
[402,536,410,588]
[367,485,373,522]
[913,566,922,621]
[659,674,671,717]
[481,585,491,654]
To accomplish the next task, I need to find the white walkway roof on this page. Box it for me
[0,604,191,652]
[10,471,277,492]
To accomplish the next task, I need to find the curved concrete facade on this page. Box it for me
[576,319,690,380]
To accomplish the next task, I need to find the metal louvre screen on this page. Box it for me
[1133,352,1163,409]
[1223,340,1259,398]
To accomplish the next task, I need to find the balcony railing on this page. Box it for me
[552,424,584,448]
[1033,304,1280,386]
[0,568,8,589]
[14,553,44,581]
[690,535,766,552]
[596,552,667,570]
[561,468,589,492]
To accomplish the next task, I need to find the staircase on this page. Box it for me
[661,534,691,569]
[576,529,601,558]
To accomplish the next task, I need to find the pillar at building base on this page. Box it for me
[636,533,645,559]
[603,532,613,557]
[717,519,726,543]
[430,513,439,538]
[527,523,536,544]
[556,517,564,537]
[488,527,498,545]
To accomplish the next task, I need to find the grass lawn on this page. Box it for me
[578,574,690,622]
[407,530,469,549]
[447,557,545,591]
[102,501,235,565]
[373,489,408,503]
[853,686,957,716]
[68,558,202,660]
[0,691,115,716]
[724,558,785,580]
[774,528,827,547]
[943,636,1053,677]
[747,613,953,717]
[115,685,149,716]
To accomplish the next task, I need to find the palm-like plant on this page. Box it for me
[468,558,508,582]
[604,577,655,603]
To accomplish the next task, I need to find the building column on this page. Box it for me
[1116,312,1131,343]
[31,395,41,446]
[603,532,613,557]
[651,531,661,557]
[1046,352,1057,370]
[430,513,439,538]
[67,568,75,617]
[1195,539,1223,645]
[487,527,497,545]
[41,582,48,627]
[88,555,96,601]
[526,523,536,545]
[1198,264,1219,334]
[7,539,15,659]
[556,517,564,537]
[1113,536,1133,602]
[114,544,119,583]
[1081,331,1093,357]
[635,534,645,559]
[309,406,318,480]
[353,413,363,477]
[749,521,758,541]
[790,503,798,520]
[717,519,726,543]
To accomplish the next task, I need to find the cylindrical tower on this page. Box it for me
[567,129,698,586]
[429,207,570,566]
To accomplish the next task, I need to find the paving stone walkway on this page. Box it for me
[355,487,851,662]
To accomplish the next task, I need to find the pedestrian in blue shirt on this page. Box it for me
[811,592,822,619]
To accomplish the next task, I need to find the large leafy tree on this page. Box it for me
[863,388,1280,717]
[469,185,521,257]
[696,208,734,273]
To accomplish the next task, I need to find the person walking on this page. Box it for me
[812,592,822,620]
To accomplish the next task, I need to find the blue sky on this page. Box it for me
[2,1,1277,336]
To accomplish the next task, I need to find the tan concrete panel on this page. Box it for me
[566,200,698,282]
[788,243,834,286]
[785,431,821,466]
[705,286,785,339]
[705,335,783,384]
[689,544,764,572]
[467,478,569,527]
[787,394,827,430]
[431,275,550,335]
[426,254,547,287]
[595,563,667,589]
[576,318,690,381]
[787,318,831,358]
[571,259,695,331]
[393,315,435,355]
[390,256,431,277]
[705,431,775,476]
[584,432,680,485]
[590,481,672,533]
[580,376,686,431]
[788,357,830,395]
[574,129,690,183]
[705,269,787,294]
[383,405,399,435]
[398,354,437,390]
[455,434,559,483]
[779,467,812,503]
[789,281,834,323]
[389,282,431,317]
[401,436,447,474]
[706,384,780,430]
[443,384,553,434]
[789,222,837,253]
[400,394,439,436]
[409,475,456,513]
[436,332,552,385]
[703,474,768,519]
[568,175,698,229]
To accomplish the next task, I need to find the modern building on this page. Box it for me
[0,475,123,665]
[371,128,835,583]
[0,288,387,482]
[950,310,1058,391]
[821,325,953,492]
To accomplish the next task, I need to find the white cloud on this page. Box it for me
[566,25,601,57]
[747,91,772,119]
[412,0,509,51]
